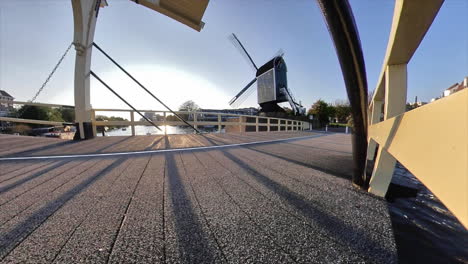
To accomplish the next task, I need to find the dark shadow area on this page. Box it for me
[0,160,70,194]
[199,135,225,146]
[164,139,216,263]
[3,140,76,157]
[246,146,352,180]
[0,157,125,259]
[219,149,396,263]
[95,137,134,153]
[144,136,164,150]
[282,141,352,155]
[386,164,468,264]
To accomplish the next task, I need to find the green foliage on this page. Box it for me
[95,115,128,130]
[178,100,199,121]
[307,99,334,126]
[16,105,63,127]
[60,108,75,122]
[179,100,200,112]
[333,100,351,123]
[166,115,179,121]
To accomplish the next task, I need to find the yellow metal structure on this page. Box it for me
[130,0,209,31]
[367,0,467,228]
[369,90,467,228]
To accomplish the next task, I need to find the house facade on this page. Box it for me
[0,90,14,117]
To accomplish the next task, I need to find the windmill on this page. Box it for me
[228,33,306,116]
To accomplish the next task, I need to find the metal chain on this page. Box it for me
[30,42,74,102]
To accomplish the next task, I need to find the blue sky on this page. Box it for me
[0,0,466,111]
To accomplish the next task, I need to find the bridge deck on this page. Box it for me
[0,132,397,263]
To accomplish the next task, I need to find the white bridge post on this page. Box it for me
[72,0,101,139]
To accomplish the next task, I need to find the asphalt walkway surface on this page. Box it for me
[0,132,397,263]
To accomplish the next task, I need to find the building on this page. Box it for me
[200,107,258,116]
[443,76,467,97]
[0,90,14,117]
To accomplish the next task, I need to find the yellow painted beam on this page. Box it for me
[372,0,444,101]
[131,0,209,31]
[369,89,468,228]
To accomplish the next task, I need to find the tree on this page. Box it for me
[333,100,351,123]
[178,100,200,121]
[60,108,75,123]
[308,99,334,126]
[96,115,128,130]
[179,100,200,112]
[17,105,63,127]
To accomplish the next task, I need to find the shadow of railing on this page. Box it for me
[245,146,352,181]
[0,160,70,195]
[219,149,396,263]
[164,137,216,262]
[144,136,164,151]
[3,140,76,157]
[0,157,125,259]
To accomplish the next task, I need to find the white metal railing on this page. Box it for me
[0,100,309,135]
[91,108,308,136]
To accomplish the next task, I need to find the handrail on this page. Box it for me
[0,116,71,126]
[92,108,264,118]
[365,0,468,229]
[91,108,307,135]
[0,99,308,134]
[0,100,74,108]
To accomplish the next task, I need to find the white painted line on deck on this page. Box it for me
[0,134,328,161]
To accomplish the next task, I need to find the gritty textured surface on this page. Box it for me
[0,132,397,263]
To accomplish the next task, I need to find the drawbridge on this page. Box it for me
[0,2,465,260]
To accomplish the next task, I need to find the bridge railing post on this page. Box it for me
[193,111,198,131]
[130,111,135,136]
[256,117,259,132]
[90,110,97,137]
[218,114,222,133]
[164,111,167,135]
[267,118,270,132]
[369,64,407,196]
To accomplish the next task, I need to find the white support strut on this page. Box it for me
[71,0,101,139]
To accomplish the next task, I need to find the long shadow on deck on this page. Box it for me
[220,149,396,263]
[95,137,134,153]
[4,140,76,157]
[164,136,217,263]
[145,136,164,151]
[245,146,352,180]
[0,160,70,195]
[0,157,125,260]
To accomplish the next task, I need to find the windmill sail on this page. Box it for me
[229,78,257,107]
[229,33,258,71]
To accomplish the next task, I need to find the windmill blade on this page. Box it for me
[229,78,257,107]
[273,48,285,58]
[230,84,257,109]
[267,49,285,62]
[229,33,258,72]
